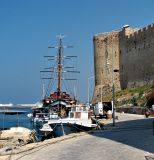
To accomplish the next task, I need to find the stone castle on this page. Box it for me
[93,23,154,103]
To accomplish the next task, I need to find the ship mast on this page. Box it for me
[41,34,79,100]
[57,35,63,94]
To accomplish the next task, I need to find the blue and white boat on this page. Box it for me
[40,105,97,137]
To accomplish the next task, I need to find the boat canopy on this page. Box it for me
[49,100,67,107]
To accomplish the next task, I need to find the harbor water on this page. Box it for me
[0,107,33,130]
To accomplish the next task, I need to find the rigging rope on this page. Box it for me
[45,61,56,96]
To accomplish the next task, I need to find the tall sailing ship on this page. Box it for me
[28,35,80,124]
[41,35,79,114]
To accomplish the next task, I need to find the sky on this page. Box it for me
[0,0,154,104]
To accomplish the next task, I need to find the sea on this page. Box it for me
[0,107,33,130]
[0,107,45,140]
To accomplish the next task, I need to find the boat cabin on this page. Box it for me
[69,105,91,120]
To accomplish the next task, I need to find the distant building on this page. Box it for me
[93,23,154,103]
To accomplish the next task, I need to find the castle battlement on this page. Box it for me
[126,23,154,39]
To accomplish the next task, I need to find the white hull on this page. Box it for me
[41,118,97,137]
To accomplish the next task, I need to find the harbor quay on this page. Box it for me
[1,113,154,160]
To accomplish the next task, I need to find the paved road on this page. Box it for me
[7,114,154,160]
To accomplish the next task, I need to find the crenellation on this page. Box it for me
[147,25,151,29]
[147,23,154,29]
[126,24,154,42]
[146,26,149,30]
[143,27,147,31]
[138,29,141,34]
[141,28,144,32]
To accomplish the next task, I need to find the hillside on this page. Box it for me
[103,84,154,108]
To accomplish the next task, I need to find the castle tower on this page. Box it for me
[93,31,121,103]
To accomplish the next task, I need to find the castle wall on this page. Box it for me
[120,24,154,89]
[93,23,154,103]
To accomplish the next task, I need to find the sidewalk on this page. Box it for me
[1,113,154,160]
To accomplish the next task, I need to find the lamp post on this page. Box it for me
[112,75,115,126]
[88,76,94,105]
[111,30,120,126]
[112,69,119,126]
[111,33,115,126]
[101,71,102,103]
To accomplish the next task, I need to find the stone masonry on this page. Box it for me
[93,23,154,103]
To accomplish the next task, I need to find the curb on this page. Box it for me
[0,131,88,157]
